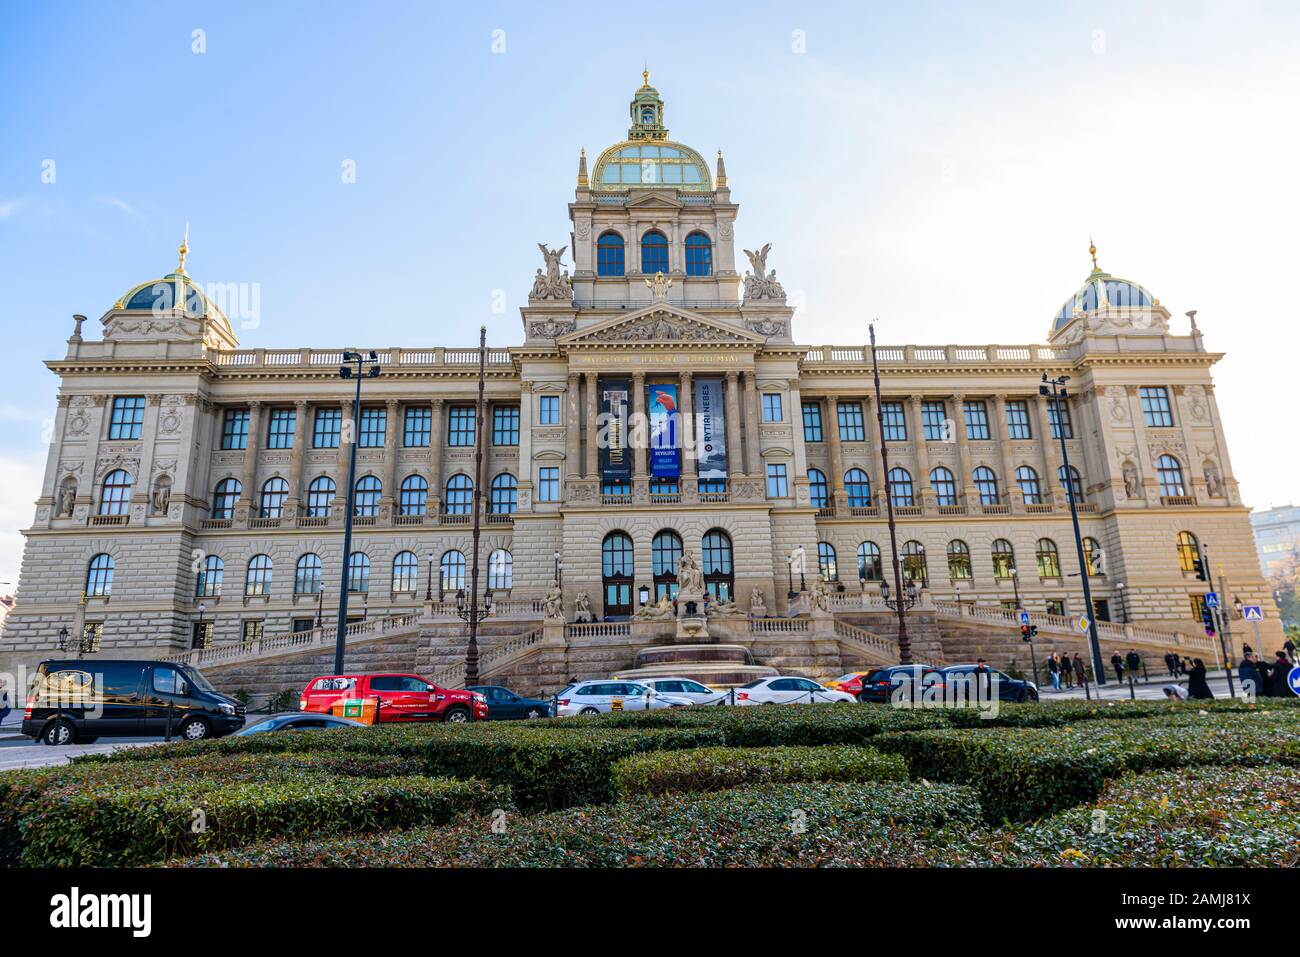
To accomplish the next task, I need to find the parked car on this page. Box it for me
[299,673,488,723]
[854,664,947,704]
[553,680,694,716]
[939,664,1039,703]
[824,671,873,696]
[466,685,550,720]
[732,676,856,705]
[22,658,245,745]
[235,713,366,735]
[632,677,728,705]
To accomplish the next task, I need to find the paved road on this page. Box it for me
[0,714,206,770]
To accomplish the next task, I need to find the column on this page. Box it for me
[1034,394,1061,505]
[239,401,263,507]
[863,394,886,509]
[909,396,933,509]
[517,385,534,512]
[1126,385,1156,501]
[742,371,761,476]
[429,398,445,513]
[1203,383,1239,504]
[825,395,846,509]
[993,395,1017,508]
[631,372,647,484]
[724,371,742,485]
[788,379,808,476]
[584,372,599,478]
[136,394,163,516]
[677,371,694,496]
[382,398,400,514]
[565,373,581,480]
[951,393,976,508]
[287,399,309,513]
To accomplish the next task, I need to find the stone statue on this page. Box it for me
[1203,461,1223,497]
[532,244,573,301]
[749,586,767,617]
[1122,462,1140,499]
[542,580,564,621]
[151,477,172,515]
[707,591,747,618]
[643,271,672,301]
[743,243,770,278]
[810,578,832,613]
[573,592,594,623]
[57,481,77,517]
[742,243,787,302]
[635,594,675,620]
[677,551,705,594]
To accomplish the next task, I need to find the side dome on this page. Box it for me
[1054,272,1155,330]
[115,271,228,322]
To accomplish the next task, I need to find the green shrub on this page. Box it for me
[612,745,906,798]
[175,780,983,868]
[944,696,1299,729]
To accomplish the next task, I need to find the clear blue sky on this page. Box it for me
[2,0,1298,584]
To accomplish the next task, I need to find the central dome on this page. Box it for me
[1053,244,1156,331]
[590,71,712,191]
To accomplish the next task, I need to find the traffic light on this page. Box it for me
[1029,625,1038,638]
[1020,624,1031,642]
[1201,602,1216,636]
[1191,559,1207,582]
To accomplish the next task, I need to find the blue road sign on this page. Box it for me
[1289,666,1300,698]
[1019,610,1030,626]
[1243,605,1264,622]
[1205,592,1219,609]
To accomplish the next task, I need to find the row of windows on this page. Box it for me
[596,230,712,277]
[601,529,734,610]
[815,537,1095,584]
[804,465,1085,508]
[798,398,1074,443]
[218,405,520,451]
[210,472,520,519]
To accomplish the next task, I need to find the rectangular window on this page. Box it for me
[404,406,431,447]
[448,406,476,447]
[538,467,560,502]
[221,409,250,450]
[1140,386,1173,427]
[359,407,386,448]
[539,395,560,425]
[766,463,789,498]
[313,408,341,448]
[801,401,823,442]
[1048,400,1074,439]
[963,401,990,440]
[761,393,783,423]
[1005,400,1031,440]
[241,620,264,643]
[836,401,865,442]
[108,396,145,440]
[921,400,947,441]
[493,405,520,446]
[266,408,296,449]
[1045,599,1066,617]
[881,401,907,441]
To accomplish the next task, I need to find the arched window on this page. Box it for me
[100,469,132,516]
[196,555,224,597]
[490,473,517,515]
[1058,465,1083,502]
[306,477,335,518]
[597,231,625,277]
[991,539,1016,579]
[1157,455,1185,497]
[1176,531,1200,573]
[260,477,289,518]
[640,229,668,274]
[817,542,838,582]
[440,550,466,591]
[445,474,472,515]
[392,551,419,592]
[929,467,957,507]
[86,553,114,597]
[684,231,712,276]
[902,541,928,585]
[807,469,828,509]
[212,479,241,520]
[651,530,683,600]
[347,552,371,593]
[354,476,381,517]
[947,540,972,580]
[973,467,1000,505]
[857,541,882,582]
[245,554,272,596]
[1083,537,1104,576]
[295,553,321,594]
[601,532,635,617]
[488,549,513,590]
[845,468,872,507]
[887,468,914,507]
[1035,538,1061,578]
[702,529,734,601]
[399,475,427,517]
[1016,466,1041,505]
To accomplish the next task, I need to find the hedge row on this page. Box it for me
[874,710,1300,822]
[175,780,983,868]
[611,745,906,798]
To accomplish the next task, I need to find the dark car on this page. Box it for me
[940,664,1039,703]
[21,658,245,745]
[235,713,365,735]
[466,685,550,720]
[856,664,946,704]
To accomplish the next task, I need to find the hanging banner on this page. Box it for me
[695,377,727,479]
[648,383,680,478]
[599,379,631,483]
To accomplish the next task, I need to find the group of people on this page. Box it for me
[1044,652,1087,691]
[1110,649,1146,683]
[1237,647,1295,699]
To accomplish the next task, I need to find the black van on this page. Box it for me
[22,659,245,745]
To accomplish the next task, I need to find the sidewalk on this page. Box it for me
[1042,668,1249,701]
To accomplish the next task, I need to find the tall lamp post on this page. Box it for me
[869,322,912,664]
[333,350,381,675]
[194,601,207,649]
[1040,373,1106,684]
[462,325,491,686]
[425,553,437,602]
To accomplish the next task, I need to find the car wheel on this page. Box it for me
[524,707,543,720]
[42,718,76,746]
[1021,688,1039,703]
[442,707,470,723]
[578,707,600,716]
[178,717,211,741]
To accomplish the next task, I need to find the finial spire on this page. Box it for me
[577,147,589,187]
[716,148,727,187]
[1088,236,1099,273]
[177,221,190,274]
[642,64,650,87]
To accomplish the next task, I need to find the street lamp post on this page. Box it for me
[786,554,796,600]
[316,581,325,630]
[870,322,913,664]
[1200,543,1238,698]
[463,326,490,686]
[1114,582,1127,624]
[1010,567,1022,611]
[194,601,207,649]
[425,553,437,602]
[1040,374,1106,684]
[333,350,381,675]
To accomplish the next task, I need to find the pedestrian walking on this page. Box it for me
[1125,649,1141,681]
[1269,651,1294,697]
[1164,652,1178,677]
[1047,652,1061,691]
[1186,658,1214,700]
[1284,635,1297,666]
[1060,653,1073,688]
[1110,651,1125,683]
[1073,653,1087,687]
[1238,651,1263,699]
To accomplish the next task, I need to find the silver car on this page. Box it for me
[553,680,693,716]
[633,677,728,706]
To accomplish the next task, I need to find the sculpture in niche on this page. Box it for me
[57,478,78,517]
[1203,461,1223,497]
[1122,462,1140,499]
[151,476,172,515]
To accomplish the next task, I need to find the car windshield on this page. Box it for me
[185,667,218,694]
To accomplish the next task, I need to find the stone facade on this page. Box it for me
[0,75,1283,678]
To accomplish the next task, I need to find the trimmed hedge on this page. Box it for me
[1,751,507,867]
[943,696,1300,729]
[175,780,983,868]
[875,710,1300,823]
[611,745,906,798]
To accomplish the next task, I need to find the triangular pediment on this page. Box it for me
[624,190,683,209]
[558,304,764,347]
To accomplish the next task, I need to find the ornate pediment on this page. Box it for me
[559,306,763,347]
[624,190,683,209]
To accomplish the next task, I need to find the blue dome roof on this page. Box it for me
[1054,270,1155,330]
[114,271,227,323]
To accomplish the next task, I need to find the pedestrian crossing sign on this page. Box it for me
[1243,605,1264,622]
[1077,615,1090,633]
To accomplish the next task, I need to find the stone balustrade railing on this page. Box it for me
[162,612,419,669]
[211,347,514,369]
[802,344,1060,365]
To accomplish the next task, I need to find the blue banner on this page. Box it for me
[648,383,680,478]
[695,377,726,479]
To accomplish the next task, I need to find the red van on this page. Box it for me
[299,673,487,723]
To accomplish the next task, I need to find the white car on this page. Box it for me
[733,676,857,706]
[634,677,728,705]
[553,680,694,717]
